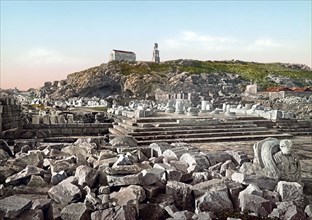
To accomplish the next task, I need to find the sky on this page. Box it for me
[1,0,311,90]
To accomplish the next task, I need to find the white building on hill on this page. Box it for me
[109,50,136,62]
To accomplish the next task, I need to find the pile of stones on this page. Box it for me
[0,137,311,219]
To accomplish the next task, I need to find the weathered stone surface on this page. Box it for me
[268,201,305,219]
[0,195,32,218]
[220,160,236,175]
[31,198,52,210]
[139,203,169,220]
[110,185,146,208]
[75,165,98,187]
[180,152,210,172]
[12,151,44,168]
[143,184,165,200]
[226,181,244,210]
[110,136,137,147]
[60,202,90,220]
[105,164,142,175]
[48,180,82,204]
[191,172,212,185]
[205,152,231,166]
[239,162,261,175]
[208,162,222,172]
[107,174,140,187]
[0,148,10,160]
[276,181,304,208]
[173,210,196,220]
[163,147,190,161]
[139,168,165,185]
[166,181,194,211]
[48,202,67,220]
[231,172,278,190]
[91,205,137,220]
[226,150,249,165]
[196,211,215,220]
[305,204,312,218]
[262,190,280,205]
[239,184,262,196]
[239,194,272,217]
[195,190,233,214]
[150,142,171,157]
[5,165,45,184]
[27,175,47,187]
[16,209,44,220]
[98,150,117,160]
[98,186,110,194]
[192,179,228,197]
[112,154,133,167]
[169,160,189,173]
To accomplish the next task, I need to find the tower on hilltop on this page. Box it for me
[152,43,160,63]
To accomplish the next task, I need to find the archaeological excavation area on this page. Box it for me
[0,94,312,220]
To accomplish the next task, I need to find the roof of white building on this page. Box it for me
[112,49,135,54]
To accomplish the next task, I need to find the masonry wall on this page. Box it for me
[0,97,23,138]
[21,123,112,138]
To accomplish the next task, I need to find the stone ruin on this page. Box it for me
[0,137,311,219]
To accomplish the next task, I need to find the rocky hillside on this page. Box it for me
[40,60,312,100]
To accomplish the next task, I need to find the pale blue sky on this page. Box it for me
[1,0,311,90]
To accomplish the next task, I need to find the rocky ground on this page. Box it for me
[0,136,311,219]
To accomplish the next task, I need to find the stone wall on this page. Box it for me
[0,97,23,138]
[21,123,112,138]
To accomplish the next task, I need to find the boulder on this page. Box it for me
[239,194,272,217]
[231,172,278,190]
[0,195,32,218]
[180,152,210,173]
[60,202,90,220]
[166,181,194,211]
[5,165,45,184]
[91,205,137,220]
[110,185,146,208]
[75,165,98,187]
[12,151,44,168]
[139,168,165,185]
[226,150,249,165]
[48,180,82,204]
[195,190,233,214]
[276,181,304,208]
[268,201,305,219]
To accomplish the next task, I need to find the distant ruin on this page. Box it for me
[109,49,136,62]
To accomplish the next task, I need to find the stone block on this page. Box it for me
[91,205,137,220]
[75,165,98,187]
[276,181,304,208]
[166,181,194,211]
[231,172,278,190]
[269,201,305,219]
[48,180,82,204]
[239,194,272,217]
[107,174,140,187]
[139,168,165,185]
[0,195,32,218]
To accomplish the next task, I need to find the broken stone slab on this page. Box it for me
[150,142,171,157]
[166,181,194,212]
[149,193,175,206]
[208,162,222,172]
[98,150,117,160]
[50,158,76,175]
[27,175,48,187]
[75,165,98,188]
[48,180,82,204]
[268,201,305,219]
[104,164,143,175]
[110,185,146,212]
[109,136,137,147]
[191,172,212,185]
[163,147,195,162]
[226,181,244,210]
[48,202,67,220]
[220,160,236,175]
[239,162,262,175]
[195,190,233,214]
[106,173,140,187]
[12,151,44,168]
[196,211,216,220]
[226,150,249,166]
[205,152,232,166]
[143,183,165,200]
[169,160,189,173]
[112,154,133,167]
[31,198,52,210]
[305,204,312,218]
[231,172,278,190]
[180,152,210,173]
[60,202,90,220]
[153,163,182,182]
[5,165,45,184]
[91,205,137,220]
[0,195,32,218]
[94,157,118,169]
[139,168,166,185]
[139,203,169,220]
[15,209,44,220]
[163,204,179,217]
[276,181,304,208]
[239,184,263,197]
[239,194,272,217]
[192,179,229,197]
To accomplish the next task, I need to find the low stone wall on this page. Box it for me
[20,123,112,138]
[0,97,23,138]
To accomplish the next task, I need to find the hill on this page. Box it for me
[39,59,312,100]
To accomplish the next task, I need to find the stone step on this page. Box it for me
[108,128,124,136]
[122,126,270,136]
[136,133,293,146]
[134,130,281,141]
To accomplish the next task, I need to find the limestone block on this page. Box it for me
[239,184,262,197]
[109,136,137,147]
[0,195,32,218]
[166,181,194,211]
[107,174,140,187]
[220,160,236,175]
[195,190,233,214]
[180,152,210,173]
[139,168,165,185]
[112,154,133,167]
[239,194,272,217]
[226,181,244,210]
[91,205,137,220]
[262,190,280,205]
[42,115,50,125]
[75,165,98,187]
[231,172,278,190]
[192,179,228,197]
[5,165,45,185]
[205,152,232,166]
[268,201,305,219]
[143,184,165,200]
[150,142,171,157]
[13,151,44,168]
[276,181,304,208]
[105,164,142,175]
[60,203,90,220]
[163,147,189,161]
[48,181,82,204]
[226,150,249,166]
[191,172,212,185]
[32,115,40,124]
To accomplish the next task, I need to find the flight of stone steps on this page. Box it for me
[109,115,294,146]
[274,119,312,136]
